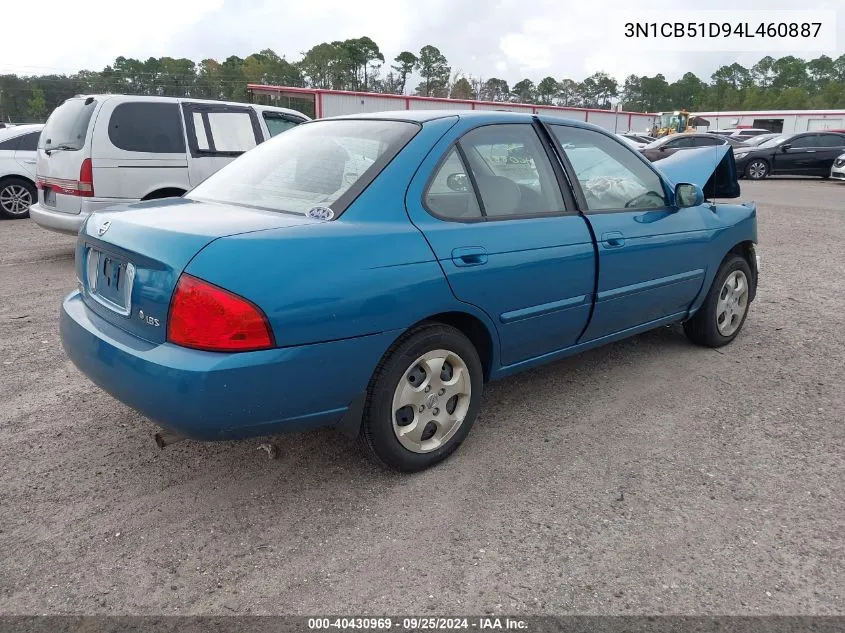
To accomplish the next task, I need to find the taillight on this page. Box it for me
[78,158,94,196]
[36,158,95,197]
[167,274,274,352]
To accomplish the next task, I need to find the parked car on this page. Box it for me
[640,133,747,162]
[831,152,845,180]
[727,128,771,140]
[29,95,309,235]
[619,132,655,145]
[732,131,845,179]
[60,111,758,472]
[0,124,43,219]
[616,134,646,148]
[744,133,782,147]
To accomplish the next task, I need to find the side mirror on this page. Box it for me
[446,172,469,192]
[659,146,667,151]
[674,183,704,209]
[781,143,792,151]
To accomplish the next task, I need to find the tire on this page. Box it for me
[0,177,36,219]
[745,159,769,180]
[359,323,483,472]
[684,254,753,348]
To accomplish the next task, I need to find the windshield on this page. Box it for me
[39,97,97,150]
[187,119,419,215]
[758,135,787,148]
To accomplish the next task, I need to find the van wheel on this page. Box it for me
[359,324,483,472]
[0,178,35,219]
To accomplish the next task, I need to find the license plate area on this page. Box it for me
[43,187,56,207]
[86,248,135,316]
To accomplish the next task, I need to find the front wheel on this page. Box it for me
[745,160,769,180]
[684,254,753,348]
[359,324,483,472]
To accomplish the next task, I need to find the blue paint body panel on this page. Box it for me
[59,111,758,442]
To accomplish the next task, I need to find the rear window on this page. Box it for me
[187,119,419,216]
[39,98,97,151]
[108,102,186,153]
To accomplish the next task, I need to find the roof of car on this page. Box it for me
[65,94,305,117]
[0,123,44,140]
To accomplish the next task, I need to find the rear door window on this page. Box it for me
[817,134,845,148]
[108,102,185,154]
[693,136,721,147]
[182,104,262,156]
[16,131,41,151]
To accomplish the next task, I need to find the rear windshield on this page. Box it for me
[187,119,419,216]
[39,98,97,151]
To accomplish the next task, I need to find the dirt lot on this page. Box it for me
[0,179,843,616]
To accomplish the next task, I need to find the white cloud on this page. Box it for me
[0,0,841,86]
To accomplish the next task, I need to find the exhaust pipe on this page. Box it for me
[154,431,185,449]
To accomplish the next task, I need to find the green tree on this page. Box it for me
[511,79,536,103]
[26,86,47,121]
[415,45,450,97]
[480,78,509,101]
[450,76,474,100]
[536,76,559,104]
[391,51,417,95]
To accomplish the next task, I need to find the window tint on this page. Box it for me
[16,131,40,151]
[108,102,185,154]
[39,97,97,151]
[263,113,301,137]
[187,119,418,215]
[425,147,482,220]
[817,134,845,148]
[0,136,20,151]
[552,125,667,211]
[665,136,693,148]
[458,124,566,217]
[206,112,257,152]
[789,135,818,149]
[693,136,721,146]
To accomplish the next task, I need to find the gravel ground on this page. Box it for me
[0,179,842,616]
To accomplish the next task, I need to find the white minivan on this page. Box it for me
[30,95,309,234]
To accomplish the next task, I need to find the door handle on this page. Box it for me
[451,246,488,267]
[601,232,625,248]
[804,150,816,153]
[22,159,36,165]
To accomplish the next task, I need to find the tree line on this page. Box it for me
[2,37,845,123]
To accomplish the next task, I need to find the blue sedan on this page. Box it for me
[60,111,758,472]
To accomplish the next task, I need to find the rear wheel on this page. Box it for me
[0,178,35,219]
[684,254,752,348]
[745,160,769,180]
[359,324,483,472]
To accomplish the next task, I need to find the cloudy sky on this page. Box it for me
[1,0,841,85]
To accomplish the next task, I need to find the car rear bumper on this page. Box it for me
[30,198,139,235]
[60,291,397,441]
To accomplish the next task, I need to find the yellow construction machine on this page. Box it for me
[651,109,709,137]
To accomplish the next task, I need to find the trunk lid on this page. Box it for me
[76,198,319,343]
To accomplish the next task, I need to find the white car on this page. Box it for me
[832,152,845,180]
[616,134,646,149]
[0,124,43,219]
[29,95,309,234]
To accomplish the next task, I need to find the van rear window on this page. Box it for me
[108,102,186,154]
[40,98,97,151]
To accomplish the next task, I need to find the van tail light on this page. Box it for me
[36,158,94,197]
[78,158,94,196]
[167,274,274,352]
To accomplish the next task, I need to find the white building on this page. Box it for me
[246,85,657,134]
[693,110,845,134]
